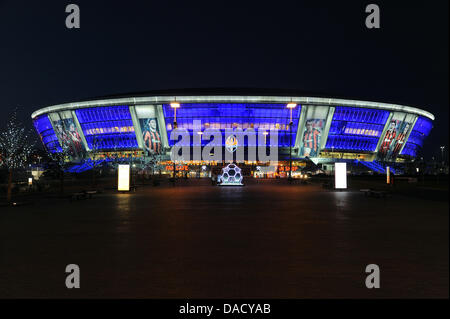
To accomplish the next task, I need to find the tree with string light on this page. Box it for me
[0,111,34,203]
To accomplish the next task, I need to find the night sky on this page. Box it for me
[0,1,448,159]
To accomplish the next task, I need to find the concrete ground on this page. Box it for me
[0,180,448,298]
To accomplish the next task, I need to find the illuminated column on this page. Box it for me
[334,162,347,189]
[170,101,180,181]
[320,106,335,151]
[128,105,144,149]
[156,105,170,150]
[374,112,394,153]
[72,110,90,151]
[295,105,307,156]
[386,166,390,184]
[287,102,297,180]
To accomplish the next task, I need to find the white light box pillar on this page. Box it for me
[118,164,130,191]
[334,162,347,189]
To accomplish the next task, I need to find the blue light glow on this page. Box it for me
[325,107,389,152]
[163,103,301,147]
[75,106,138,150]
[400,116,433,157]
[33,103,432,159]
[33,115,61,153]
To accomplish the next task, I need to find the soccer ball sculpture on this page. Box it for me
[218,163,244,186]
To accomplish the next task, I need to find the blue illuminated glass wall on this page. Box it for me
[401,116,433,157]
[163,103,301,147]
[75,106,138,150]
[325,107,390,152]
[33,115,61,153]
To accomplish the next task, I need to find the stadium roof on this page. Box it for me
[31,88,435,120]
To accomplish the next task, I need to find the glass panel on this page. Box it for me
[33,115,61,153]
[162,103,301,147]
[400,116,433,157]
[75,106,138,150]
[325,107,389,152]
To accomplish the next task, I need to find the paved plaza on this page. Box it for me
[0,181,448,298]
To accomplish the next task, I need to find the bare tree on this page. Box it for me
[0,111,34,202]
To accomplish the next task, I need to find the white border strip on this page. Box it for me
[31,95,435,121]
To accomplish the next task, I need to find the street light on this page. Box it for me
[170,102,180,128]
[440,146,445,163]
[263,130,268,144]
[286,103,297,180]
[287,103,297,122]
[170,101,180,182]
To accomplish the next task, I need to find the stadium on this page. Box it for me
[31,89,434,177]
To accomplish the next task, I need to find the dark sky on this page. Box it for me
[0,0,448,159]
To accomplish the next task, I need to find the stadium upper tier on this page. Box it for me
[31,90,434,162]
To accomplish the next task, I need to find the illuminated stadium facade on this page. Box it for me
[31,90,434,176]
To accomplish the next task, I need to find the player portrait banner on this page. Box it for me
[49,111,85,158]
[377,112,414,161]
[299,106,329,158]
[140,117,162,155]
[135,105,163,155]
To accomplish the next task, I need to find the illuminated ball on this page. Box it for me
[220,163,243,184]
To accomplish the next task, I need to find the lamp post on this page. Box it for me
[130,152,133,188]
[440,146,445,163]
[170,101,180,126]
[287,103,297,180]
[263,130,268,144]
[170,101,180,182]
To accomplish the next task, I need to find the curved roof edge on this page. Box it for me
[31,95,435,121]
